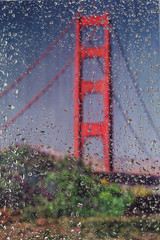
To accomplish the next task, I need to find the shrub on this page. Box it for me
[0,145,55,209]
[33,157,134,218]
[0,145,134,219]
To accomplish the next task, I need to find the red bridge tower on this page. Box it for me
[74,14,112,172]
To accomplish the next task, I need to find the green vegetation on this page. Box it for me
[1,145,160,239]
[0,145,134,220]
[33,158,134,219]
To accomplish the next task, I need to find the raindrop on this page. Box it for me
[128,119,132,125]
[77,222,81,227]
[8,105,15,110]
[77,203,83,208]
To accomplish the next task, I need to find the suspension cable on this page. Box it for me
[114,95,152,158]
[110,23,160,142]
[0,55,74,132]
[0,19,74,99]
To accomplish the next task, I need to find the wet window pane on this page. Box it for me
[0,0,159,239]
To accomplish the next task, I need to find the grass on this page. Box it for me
[1,215,160,239]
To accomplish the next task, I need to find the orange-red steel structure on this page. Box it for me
[73,14,112,172]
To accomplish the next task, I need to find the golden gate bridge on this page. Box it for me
[0,13,160,178]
